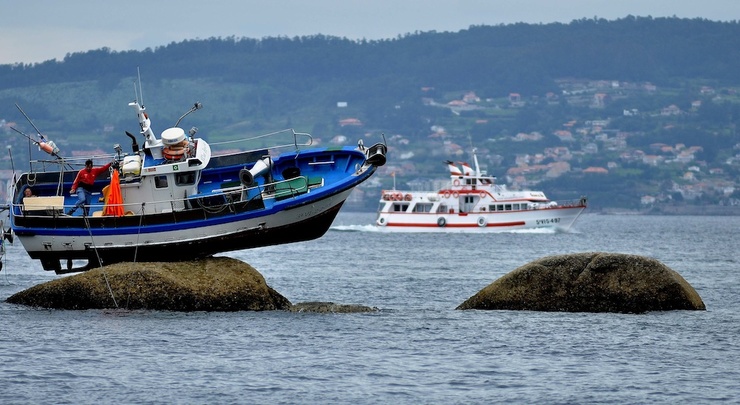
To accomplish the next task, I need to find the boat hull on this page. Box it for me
[376,205,586,233]
[16,187,353,273]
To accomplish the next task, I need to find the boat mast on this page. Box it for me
[472,148,482,177]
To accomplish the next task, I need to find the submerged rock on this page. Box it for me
[289,301,378,313]
[457,252,705,313]
[6,257,291,311]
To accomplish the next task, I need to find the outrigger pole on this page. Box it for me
[11,103,73,170]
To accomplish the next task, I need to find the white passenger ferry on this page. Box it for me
[375,150,586,232]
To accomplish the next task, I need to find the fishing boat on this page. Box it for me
[6,96,386,274]
[375,150,585,232]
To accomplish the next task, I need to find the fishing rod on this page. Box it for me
[9,126,73,170]
[12,103,75,170]
[15,103,45,141]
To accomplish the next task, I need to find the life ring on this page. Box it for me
[453,179,460,186]
[480,191,486,198]
[383,193,392,201]
[437,217,446,227]
[394,192,403,201]
[163,147,186,160]
[404,194,412,201]
[477,216,487,227]
[443,191,451,198]
[163,140,189,161]
[452,192,459,198]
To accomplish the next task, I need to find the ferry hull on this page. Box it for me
[376,205,586,233]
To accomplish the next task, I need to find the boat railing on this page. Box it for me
[208,128,313,156]
[546,197,588,209]
[27,154,117,174]
[12,174,318,220]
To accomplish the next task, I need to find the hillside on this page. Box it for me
[1,17,739,211]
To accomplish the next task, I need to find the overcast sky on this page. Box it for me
[2,0,739,65]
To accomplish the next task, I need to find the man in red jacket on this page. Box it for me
[67,159,112,216]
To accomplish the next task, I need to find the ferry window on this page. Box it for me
[154,176,168,188]
[505,204,512,211]
[497,205,504,211]
[437,204,448,213]
[489,205,496,211]
[175,172,196,186]
[513,203,520,210]
[393,203,409,212]
[413,203,433,213]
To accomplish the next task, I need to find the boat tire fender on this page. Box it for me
[477,217,487,227]
[377,217,387,226]
[437,217,446,227]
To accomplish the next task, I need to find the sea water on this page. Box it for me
[1,213,738,404]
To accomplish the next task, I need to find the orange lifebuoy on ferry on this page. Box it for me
[480,191,486,198]
[453,179,460,186]
[404,194,412,201]
[383,193,392,201]
[443,191,451,199]
[452,192,459,198]
[392,192,402,201]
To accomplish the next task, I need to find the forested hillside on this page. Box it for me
[2,16,740,211]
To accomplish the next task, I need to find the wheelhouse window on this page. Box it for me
[175,172,196,186]
[154,176,168,188]
[437,204,448,213]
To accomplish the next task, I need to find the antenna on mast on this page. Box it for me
[137,67,144,106]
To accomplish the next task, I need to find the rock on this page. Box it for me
[6,257,291,311]
[289,301,378,313]
[457,252,706,313]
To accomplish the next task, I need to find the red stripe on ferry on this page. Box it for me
[386,221,525,228]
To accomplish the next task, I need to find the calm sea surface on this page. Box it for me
[1,212,739,404]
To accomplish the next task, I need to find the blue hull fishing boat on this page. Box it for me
[6,90,386,274]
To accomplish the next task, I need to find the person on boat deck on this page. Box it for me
[23,187,35,198]
[67,159,111,216]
